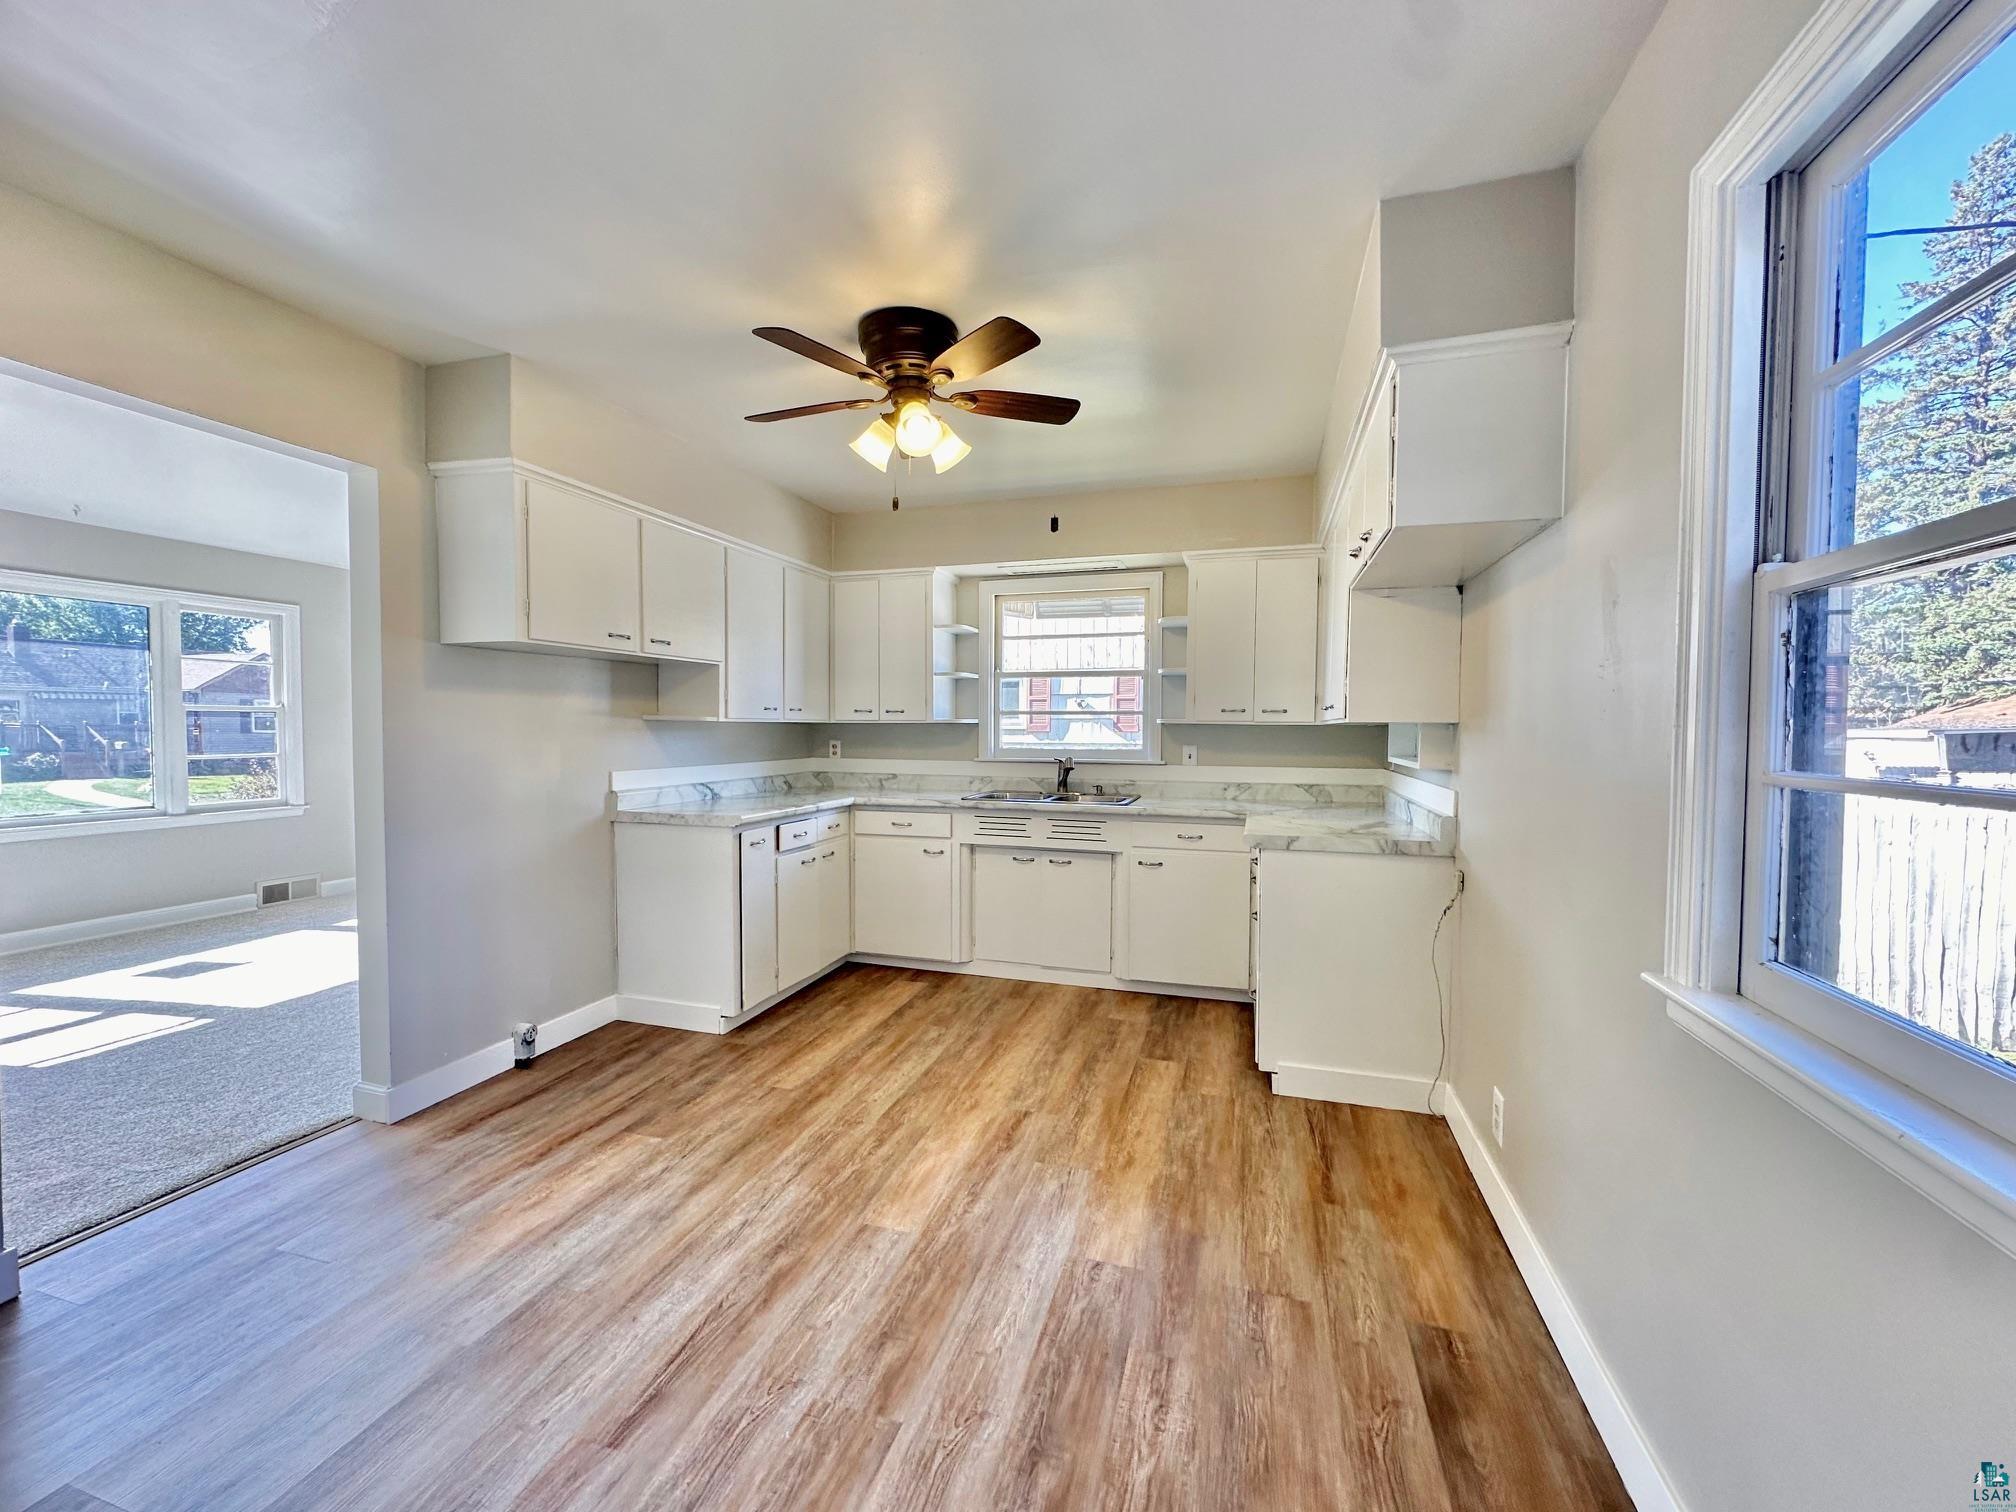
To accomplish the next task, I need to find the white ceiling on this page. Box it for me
[0,0,1661,513]
[0,369,351,567]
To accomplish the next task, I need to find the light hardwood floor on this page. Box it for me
[1,964,1631,1511]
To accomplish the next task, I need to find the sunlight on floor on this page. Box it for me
[15,928,360,1010]
[0,1006,209,1067]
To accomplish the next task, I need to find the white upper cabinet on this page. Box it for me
[1186,555,1258,720]
[830,576,881,721]
[1345,326,1570,590]
[1252,555,1319,722]
[1183,549,1319,723]
[784,565,829,721]
[524,477,641,653]
[641,518,725,662]
[876,572,934,721]
[725,546,785,720]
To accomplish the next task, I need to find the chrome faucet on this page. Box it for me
[1052,756,1075,795]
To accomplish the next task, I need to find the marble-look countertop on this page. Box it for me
[613,787,1451,857]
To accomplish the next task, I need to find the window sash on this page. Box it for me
[0,568,301,830]
[980,575,1162,761]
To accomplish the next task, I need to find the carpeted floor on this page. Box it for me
[0,894,359,1255]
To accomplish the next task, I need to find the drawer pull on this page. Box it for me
[1261,708,1288,715]
[890,820,914,828]
[1047,858,1072,866]
[607,631,633,641]
[649,637,672,646]
[747,838,767,847]
[922,847,946,856]
[1137,859,1165,868]
[1177,833,1205,841]
[1012,855,1037,864]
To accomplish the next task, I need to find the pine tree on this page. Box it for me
[1845,135,2016,726]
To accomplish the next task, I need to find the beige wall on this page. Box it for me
[816,719,1387,770]
[1,510,355,933]
[428,355,832,567]
[1447,0,2016,1505]
[830,475,1315,572]
[0,180,815,1096]
[1378,166,1577,347]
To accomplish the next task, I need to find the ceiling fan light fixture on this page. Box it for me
[892,396,943,458]
[849,416,896,472]
[930,422,971,473]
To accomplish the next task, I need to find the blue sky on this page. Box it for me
[1856,25,2016,343]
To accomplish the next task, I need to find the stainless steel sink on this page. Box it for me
[961,790,1139,806]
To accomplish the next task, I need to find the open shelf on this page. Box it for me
[935,670,980,679]
[934,623,981,636]
[1157,615,1188,630]
[1157,668,1187,678]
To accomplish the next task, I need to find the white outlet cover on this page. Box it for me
[828,739,842,758]
[1182,745,1198,766]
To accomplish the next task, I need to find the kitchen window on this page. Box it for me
[0,568,302,832]
[1743,0,2016,1137]
[979,573,1161,762]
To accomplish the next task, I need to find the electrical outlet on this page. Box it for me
[828,739,842,758]
[1490,1087,1505,1148]
[1182,744,1198,766]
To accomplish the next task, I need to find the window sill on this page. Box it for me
[1643,972,2016,1260]
[0,803,306,843]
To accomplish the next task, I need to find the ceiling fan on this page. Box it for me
[745,306,1081,474]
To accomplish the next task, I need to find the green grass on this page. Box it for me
[0,781,99,817]
[0,773,272,818]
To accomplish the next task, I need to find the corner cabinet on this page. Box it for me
[1179,549,1320,723]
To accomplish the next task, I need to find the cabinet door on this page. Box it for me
[784,565,830,720]
[852,835,953,960]
[739,830,777,1008]
[640,519,725,661]
[1318,515,1349,721]
[1187,556,1257,720]
[972,849,1111,972]
[1253,555,1318,722]
[818,840,851,965]
[830,577,880,721]
[777,846,824,988]
[725,546,785,719]
[525,478,641,651]
[877,573,932,721]
[1127,849,1251,990]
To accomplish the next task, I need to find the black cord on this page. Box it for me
[1426,873,1461,1111]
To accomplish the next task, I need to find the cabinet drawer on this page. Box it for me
[818,811,848,839]
[777,818,818,853]
[853,809,951,838]
[740,827,774,855]
[1128,820,1248,853]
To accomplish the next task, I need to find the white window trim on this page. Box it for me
[0,566,305,839]
[977,571,1163,763]
[1649,0,2016,1257]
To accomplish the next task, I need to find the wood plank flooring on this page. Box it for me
[0,964,1632,1512]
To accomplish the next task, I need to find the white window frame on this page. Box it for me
[1654,0,2016,1256]
[0,567,305,839]
[978,571,1163,763]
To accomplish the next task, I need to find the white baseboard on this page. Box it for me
[1269,1060,1436,1113]
[847,953,1255,1003]
[0,1247,17,1305]
[1442,1091,1684,1512]
[616,992,734,1035]
[321,876,358,898]
[351,993,624,1123]
[0,892,257,958]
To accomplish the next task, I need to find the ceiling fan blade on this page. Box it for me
[929,316,1039,383]
[744,399,880,422]
[752,326,879,383]
[948,389,1081,425]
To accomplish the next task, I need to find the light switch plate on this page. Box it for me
[1182,745,1198,766]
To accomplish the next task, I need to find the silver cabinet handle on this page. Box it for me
[1261,708,1288,715]
[1012,855,1036,864]
[1322,703,1337,712]
[1358,528,1373,541]
[1347,546,1363,559]
[607,631,633,640]
[890,820,913,828]
[852,707,874,714]
[800,855,818,866]
[1137,859,1164,868]
[1177,833,1204,840]
[649,637,672,646]
[884,708,906,715]
[1220,707,1247,714]
[821,850,836,859]
[1047,858,1072,866]
[922,847,946,856]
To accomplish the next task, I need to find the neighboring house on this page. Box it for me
[0,631,271,777]
[1847,693,2016,791]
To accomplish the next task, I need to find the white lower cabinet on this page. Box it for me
[1126,848,1252,990]
[853,834,954,961]
[819,837,852,965]
[738,828,777,1007]
[972,849,1112,973]
[776,844,826,990]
